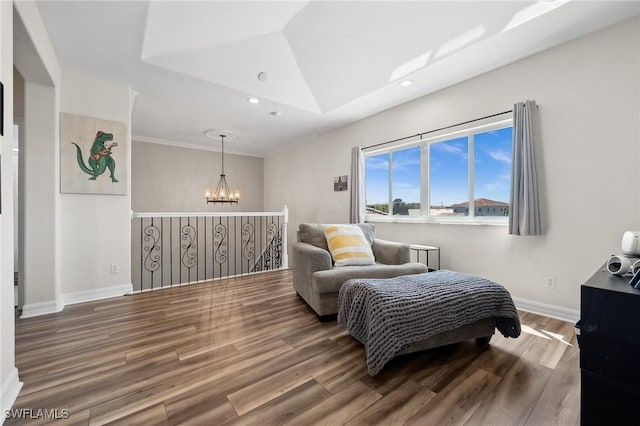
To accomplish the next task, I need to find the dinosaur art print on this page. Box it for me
[72,131,119,182]
[60,113,128,195]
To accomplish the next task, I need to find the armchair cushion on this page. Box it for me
[299,223,376,251]
[299,223,330,251]
[372,239,411,264]
[325,225,375,266]
[312,263,429,295]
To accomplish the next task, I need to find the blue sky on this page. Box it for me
[366,126,512,207]
[429,136,468,206]
[474,127,513,204]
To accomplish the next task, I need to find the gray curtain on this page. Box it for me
[350,146,365,223]
[509,100,541,235]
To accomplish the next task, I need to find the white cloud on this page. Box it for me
[431,142,467,160]
[488,150,511,163]
[484,183,498,191]
[365,157,389,171]
[392,156,420,171]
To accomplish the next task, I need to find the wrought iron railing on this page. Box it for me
[131,207,288,292]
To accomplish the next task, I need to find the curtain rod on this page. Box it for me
[363,109,513,151]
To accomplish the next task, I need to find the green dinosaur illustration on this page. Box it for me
[72,131,119,182]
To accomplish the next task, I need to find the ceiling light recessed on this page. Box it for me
[247,97,259,104]
[399,80,413,87]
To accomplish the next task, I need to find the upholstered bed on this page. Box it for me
[337,270,521,376]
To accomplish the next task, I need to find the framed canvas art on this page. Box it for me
[334,175,348,191]
[60,112,128,195]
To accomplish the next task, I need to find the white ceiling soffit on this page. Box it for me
[283,1,525,113]
[145,32,321,114]
[142,1,319,113]
[141,2,308,59]
[325,0,640,121]
[34,1,640,157]
[141,1,527,114]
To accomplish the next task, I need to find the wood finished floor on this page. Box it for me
[10,270,580,425]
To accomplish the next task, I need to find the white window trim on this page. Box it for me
[364,117,513,225]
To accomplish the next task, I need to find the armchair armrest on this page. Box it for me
[292,241,333,275]
[372,238,411,264]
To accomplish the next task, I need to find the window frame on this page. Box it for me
[364,116,513,225]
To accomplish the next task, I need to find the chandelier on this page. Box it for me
[205,134,239,204]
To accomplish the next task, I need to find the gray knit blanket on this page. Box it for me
[337,270,521,376]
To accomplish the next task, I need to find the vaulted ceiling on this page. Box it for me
[35,1,639,157]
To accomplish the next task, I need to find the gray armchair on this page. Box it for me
[292,223,429,319]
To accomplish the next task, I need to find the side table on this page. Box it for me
[409,244,440,271]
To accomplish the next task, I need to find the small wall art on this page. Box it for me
[334,175,348,191]
[60,112,128,195]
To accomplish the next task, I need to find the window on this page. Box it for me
[473,127,513,217]
[391,146,421,216]
[365,153,389,215]
[365,119,513,222]
[430,136,468,217]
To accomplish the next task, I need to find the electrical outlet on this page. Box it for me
[545,276,556,289]
[111,263,120,274]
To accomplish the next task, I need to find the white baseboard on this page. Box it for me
[20,299,63,318]
[20,283,133,318]
[63,283,132,306]
[513,297,580,323]
[1,367,23,425]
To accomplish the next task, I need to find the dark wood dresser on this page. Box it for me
[578,266,640,425]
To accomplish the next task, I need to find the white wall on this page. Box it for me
[60,72,132,298]
[14,0,62,318]
[0,0,19,418]
[22,81,60,308]
[265,18,640,319]
[132,141,264,212]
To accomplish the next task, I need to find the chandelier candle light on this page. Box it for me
[205,133,239,204]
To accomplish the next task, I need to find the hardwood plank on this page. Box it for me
[166,393,238,425]
[16,330,111,366]
[417,345,485,392]
[465,358,553,426]
[469,332,537,378]
[164,340,334,417]
[163,340,295,416]
[18,352,126,396]
[226,342,361,415]
[314,350,369,394]
[358,349,446,396]
[538,320,576,370]
[525,341,580,426]
[14,351,181,411]
[101,403,169,425]
[345,380,435,425]
[223,380,332,426]
[88,341,292,424]
[285,380,382,425]
[9,270,580,425]
[404,368,501,425]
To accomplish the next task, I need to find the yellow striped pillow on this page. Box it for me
[324,225,375,266]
